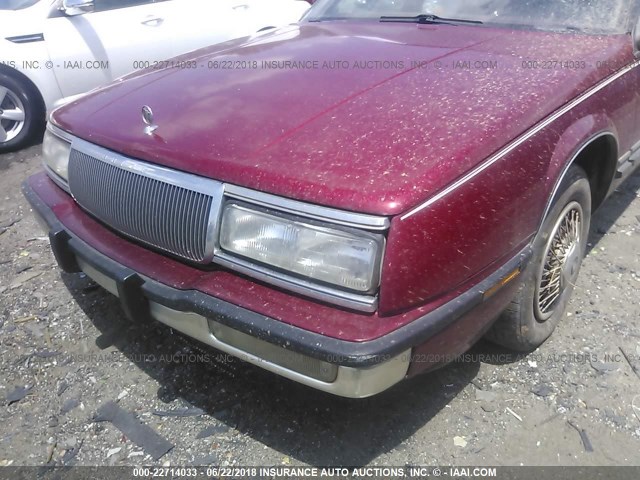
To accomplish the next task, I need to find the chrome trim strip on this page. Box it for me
[616,157,635,177]
[224,183,390,231]
[204,195,224,263]
[618,150,632,166]
[76,257,119,297]
[71,138,224,198]
[214,252,378,312]
[148,303,409,398]
[43,123,72,192]
[6,33,44,44]
[401,60,640,221]
[47,122,75,143]
[43,164,70,193]
[207,319,339,383]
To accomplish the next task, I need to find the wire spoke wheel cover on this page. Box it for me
[485,165,590,351]
[534,201,583,321]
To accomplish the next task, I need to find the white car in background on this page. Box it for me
[0,0,310,152]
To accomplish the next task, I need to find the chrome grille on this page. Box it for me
[68,148,215,263]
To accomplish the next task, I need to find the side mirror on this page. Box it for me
[62,0,95,16]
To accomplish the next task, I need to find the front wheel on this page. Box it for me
[0,72,44,153]
[486,165,591,351]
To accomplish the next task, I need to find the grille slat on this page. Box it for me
[178,189,191,257]
[68,149,214,263]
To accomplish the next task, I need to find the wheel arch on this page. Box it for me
[541,130,619,229]
[573,133,619,211]
[0,64,47,119]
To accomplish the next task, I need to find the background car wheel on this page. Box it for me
[486,165,591,351]
[0,72,44,153]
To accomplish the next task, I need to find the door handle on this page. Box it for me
[232,4,249,10]
[141,16,164,26]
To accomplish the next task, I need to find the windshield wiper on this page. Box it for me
[380,14,483,26]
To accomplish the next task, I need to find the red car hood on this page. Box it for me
[53,22,632,216]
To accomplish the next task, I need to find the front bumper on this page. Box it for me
[25,178,414,397]
[23,175,530,397]
[74,250,412,397]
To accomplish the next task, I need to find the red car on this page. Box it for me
[23,0,640,397]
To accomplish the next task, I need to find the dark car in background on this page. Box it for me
[23,0,640,397]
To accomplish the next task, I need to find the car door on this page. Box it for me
[43,0,176,99]
[619,1,640,177]
[635,3,640,152]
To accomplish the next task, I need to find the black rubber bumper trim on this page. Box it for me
[49,229,81,273]
[22,179,532,368]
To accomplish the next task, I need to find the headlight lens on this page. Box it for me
[220,203,383,292]
[43,127,71,181]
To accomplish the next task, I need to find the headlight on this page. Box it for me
[43,126,71,182]
[220,203,383,292]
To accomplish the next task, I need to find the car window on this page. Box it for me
[307,0,633,34]
[93,0,168,13]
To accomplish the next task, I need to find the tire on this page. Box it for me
[0,72,44,153]
[486,165,591,351]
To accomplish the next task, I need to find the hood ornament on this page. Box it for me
[141,105,158,135]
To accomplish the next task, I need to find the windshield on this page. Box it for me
[306,0,632,34]
[0,0,40,10]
